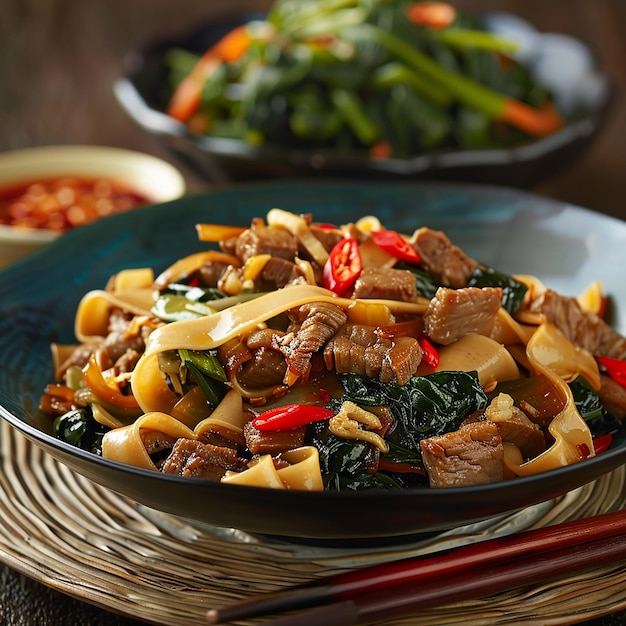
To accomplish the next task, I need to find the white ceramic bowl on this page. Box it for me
[0,145,186,269]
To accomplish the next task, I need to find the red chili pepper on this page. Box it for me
[593,433,613,455]
[322,237,362,297]
[370,230,421,264]
[596,356,626,387]
[418,336,440,369]
[251,404,335,432]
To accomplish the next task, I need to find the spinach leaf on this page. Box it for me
[316,371,488,490]
[468,265,528,314]
[395,262,439,299]
[53,408,107,455]
[569,376,622,440]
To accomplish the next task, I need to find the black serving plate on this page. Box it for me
[1,181,626,540]
[114,12,613,187]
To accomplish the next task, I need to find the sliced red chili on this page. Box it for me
[596,356,626,387]
[418,336,440,369]
[251,403,335,432]
[322,237,362,297]
[370,230,421,264]
[593,433,613,455]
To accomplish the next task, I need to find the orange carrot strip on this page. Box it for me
[407,2,457,30]
[369,141,392,160]
[501,99,564,137]
[167,25,251,122]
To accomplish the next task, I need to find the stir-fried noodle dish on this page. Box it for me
[40,209,625,491]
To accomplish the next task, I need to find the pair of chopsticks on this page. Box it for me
[206,508,626,625]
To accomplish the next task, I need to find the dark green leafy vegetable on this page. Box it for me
[569,376,622,439]
[165,0,563,158]
[179,349,227,406]
[53,408,107,455]
[395,262,439,299]
[314,371,489,490]
[152,283,227,321]
[468,265,528,314]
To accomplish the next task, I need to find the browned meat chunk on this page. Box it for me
[424,287,503,345]
[420,421,504,488]
[142,431,179,456]
[324,324,422,385]
[237,347,288,389]
[410,227,478,288]
[352,267,417,302]
[259,257,305,289]
[243,421,307,455]
[484,393,546,460]
[160,438,248,480]
[114,348,141,374]
[198,260,231,288]
[103,308,146,362]
[275,302,348,376]
[56,308,147,378]
[598,374,626,420]
[528,289,626,359]
[310,225,345,252]
[56,343,95,377]
[235,218,298,263]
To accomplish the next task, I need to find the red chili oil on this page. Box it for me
[0,177,151,230]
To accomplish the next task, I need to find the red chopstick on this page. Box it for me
[206,508,626,625]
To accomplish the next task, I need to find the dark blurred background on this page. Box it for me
[1,0,625,216]
[1,1,625,624]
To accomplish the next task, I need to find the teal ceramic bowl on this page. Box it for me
[1,180,625,539]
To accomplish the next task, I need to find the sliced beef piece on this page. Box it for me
[198,260,231,288]
[56,343,96,377]
[528,289,626,359]
[237,347,288,389]
[259,257,305,289]
[410,227,479,289]
[142,430,179,457]
[56,308,146,378]
[274,302,348,376]
[114,348,141,374]
[310,225,344,252]
[352,267,417,302]
[235,218,298,263]
[484,393,546,460]
[598,374,626,420]
[323,324,422,385]
[243,421,307,455]
[424,286,503,345]
[160,438,248,480]
[103,308,146,363]
[420,420,504,488]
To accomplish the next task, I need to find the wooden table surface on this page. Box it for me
[1,1,626,624]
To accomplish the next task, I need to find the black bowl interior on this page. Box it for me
[1,180,626,540]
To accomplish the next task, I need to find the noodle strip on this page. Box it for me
[512,323,597,476]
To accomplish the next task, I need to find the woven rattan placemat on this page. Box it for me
[1,421,625,626]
